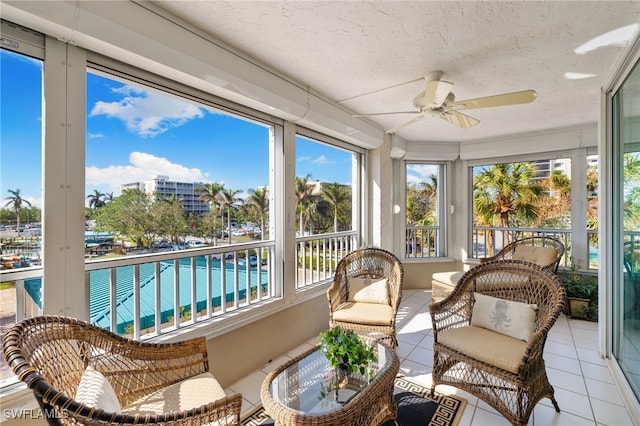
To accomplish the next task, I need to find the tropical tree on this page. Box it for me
[154,194,187,243]
[3,188,31,232]
[321,182,350,232]
[244,187,268,239]
[295,174,317,235]
[624,153,640,230]
[406,174,438,227]
[87,189,106,210]
[219,188,243,243]
[196,182,224,211]
[94,189,158,249]
[473,162,544,251]
[533,170,571,228]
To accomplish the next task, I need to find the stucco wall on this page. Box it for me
[206,294,329,388]
[402,260,467,289]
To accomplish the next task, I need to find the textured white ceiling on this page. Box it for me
[153,1,640,143]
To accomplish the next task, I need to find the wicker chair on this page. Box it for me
[431,237,564,303]
[430,260,565,426]
[327,248,404,347]
[2,316,242,425]
[481,236,565,273]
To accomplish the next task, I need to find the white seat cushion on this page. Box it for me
[122,372,226,415]
[432,270,465,286]
[438,326,528,374]
[332,301,394,326]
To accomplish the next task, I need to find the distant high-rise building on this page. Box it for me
[121,175,209,215]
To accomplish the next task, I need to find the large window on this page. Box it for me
[84,66,277,336]
[0,39,44,385]
[471,158,572,261]
[405,162,446,258]
[85,70,272,250]
[612,57,640,401]
[294,133,360,288]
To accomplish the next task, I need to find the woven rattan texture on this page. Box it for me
[480,236,566,273]
[327,248,404,347]
[429,260,566,426]
[2,315,242,425]
[260,342,400,426]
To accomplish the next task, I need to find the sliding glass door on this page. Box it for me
[612,57,640,400]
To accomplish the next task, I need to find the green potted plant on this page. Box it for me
[558,258,598,321]
[319,326,377,376]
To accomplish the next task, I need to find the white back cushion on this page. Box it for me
[75,365,121,413]
[348,277,389,304]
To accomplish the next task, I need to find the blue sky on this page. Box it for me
[1,49,362,209]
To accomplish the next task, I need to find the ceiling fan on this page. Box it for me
[351,74,537,134]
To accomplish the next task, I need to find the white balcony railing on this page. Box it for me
[295,231,357,290]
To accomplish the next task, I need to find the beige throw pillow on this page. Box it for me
[471,293,537,341]
[75,365,122,413]
[348,277,389,304]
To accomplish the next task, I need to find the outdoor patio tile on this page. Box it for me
[576,347,607,366]
[545,352,582,375]
[471,404,512,426]
[539,386,592,419]
[545,340,579,359]
[548,368,588,395]
[573,336,600,351]
[585,378,625,406]
[404,344,433,368]
[532,403,596,426]
[590,397,634,425]
[227,369,267,406]
[580,362,614,384]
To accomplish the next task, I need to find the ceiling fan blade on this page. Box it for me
[352,110,420,117]
[451,89,537,110]
[424,80,454,108]
[385,114,426,134]
[440,110,480,128]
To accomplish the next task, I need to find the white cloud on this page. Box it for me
[88,133,104,139]
[407,164,438,180]
[297,156,312,162]
[86,152,209,193]
[312,155,334,165]
[89,85,205,137]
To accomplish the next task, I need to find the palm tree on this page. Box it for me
[105,192,115,203]
[87,189,106,210]
[295,174,317,235]
[4,189,31,233]
[474,162,543,251]
[624,154,640,230]
[196,182,225,232]
[245,187,268,239]
[321,182,349,232]
[196,182,224,211]
[406,174,438,226]
[533,170,572,228]
[219,188,243,243]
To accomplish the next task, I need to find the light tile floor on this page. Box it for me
[228,289,636,425]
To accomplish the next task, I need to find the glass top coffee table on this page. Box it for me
[260,340,399,425]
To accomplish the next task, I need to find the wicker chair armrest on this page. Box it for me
[33,375,242,426]
[429,284,473,336]
[327,273,349,311]
[387,263,404,313]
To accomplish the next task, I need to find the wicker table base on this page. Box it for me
[260,342,399,426]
